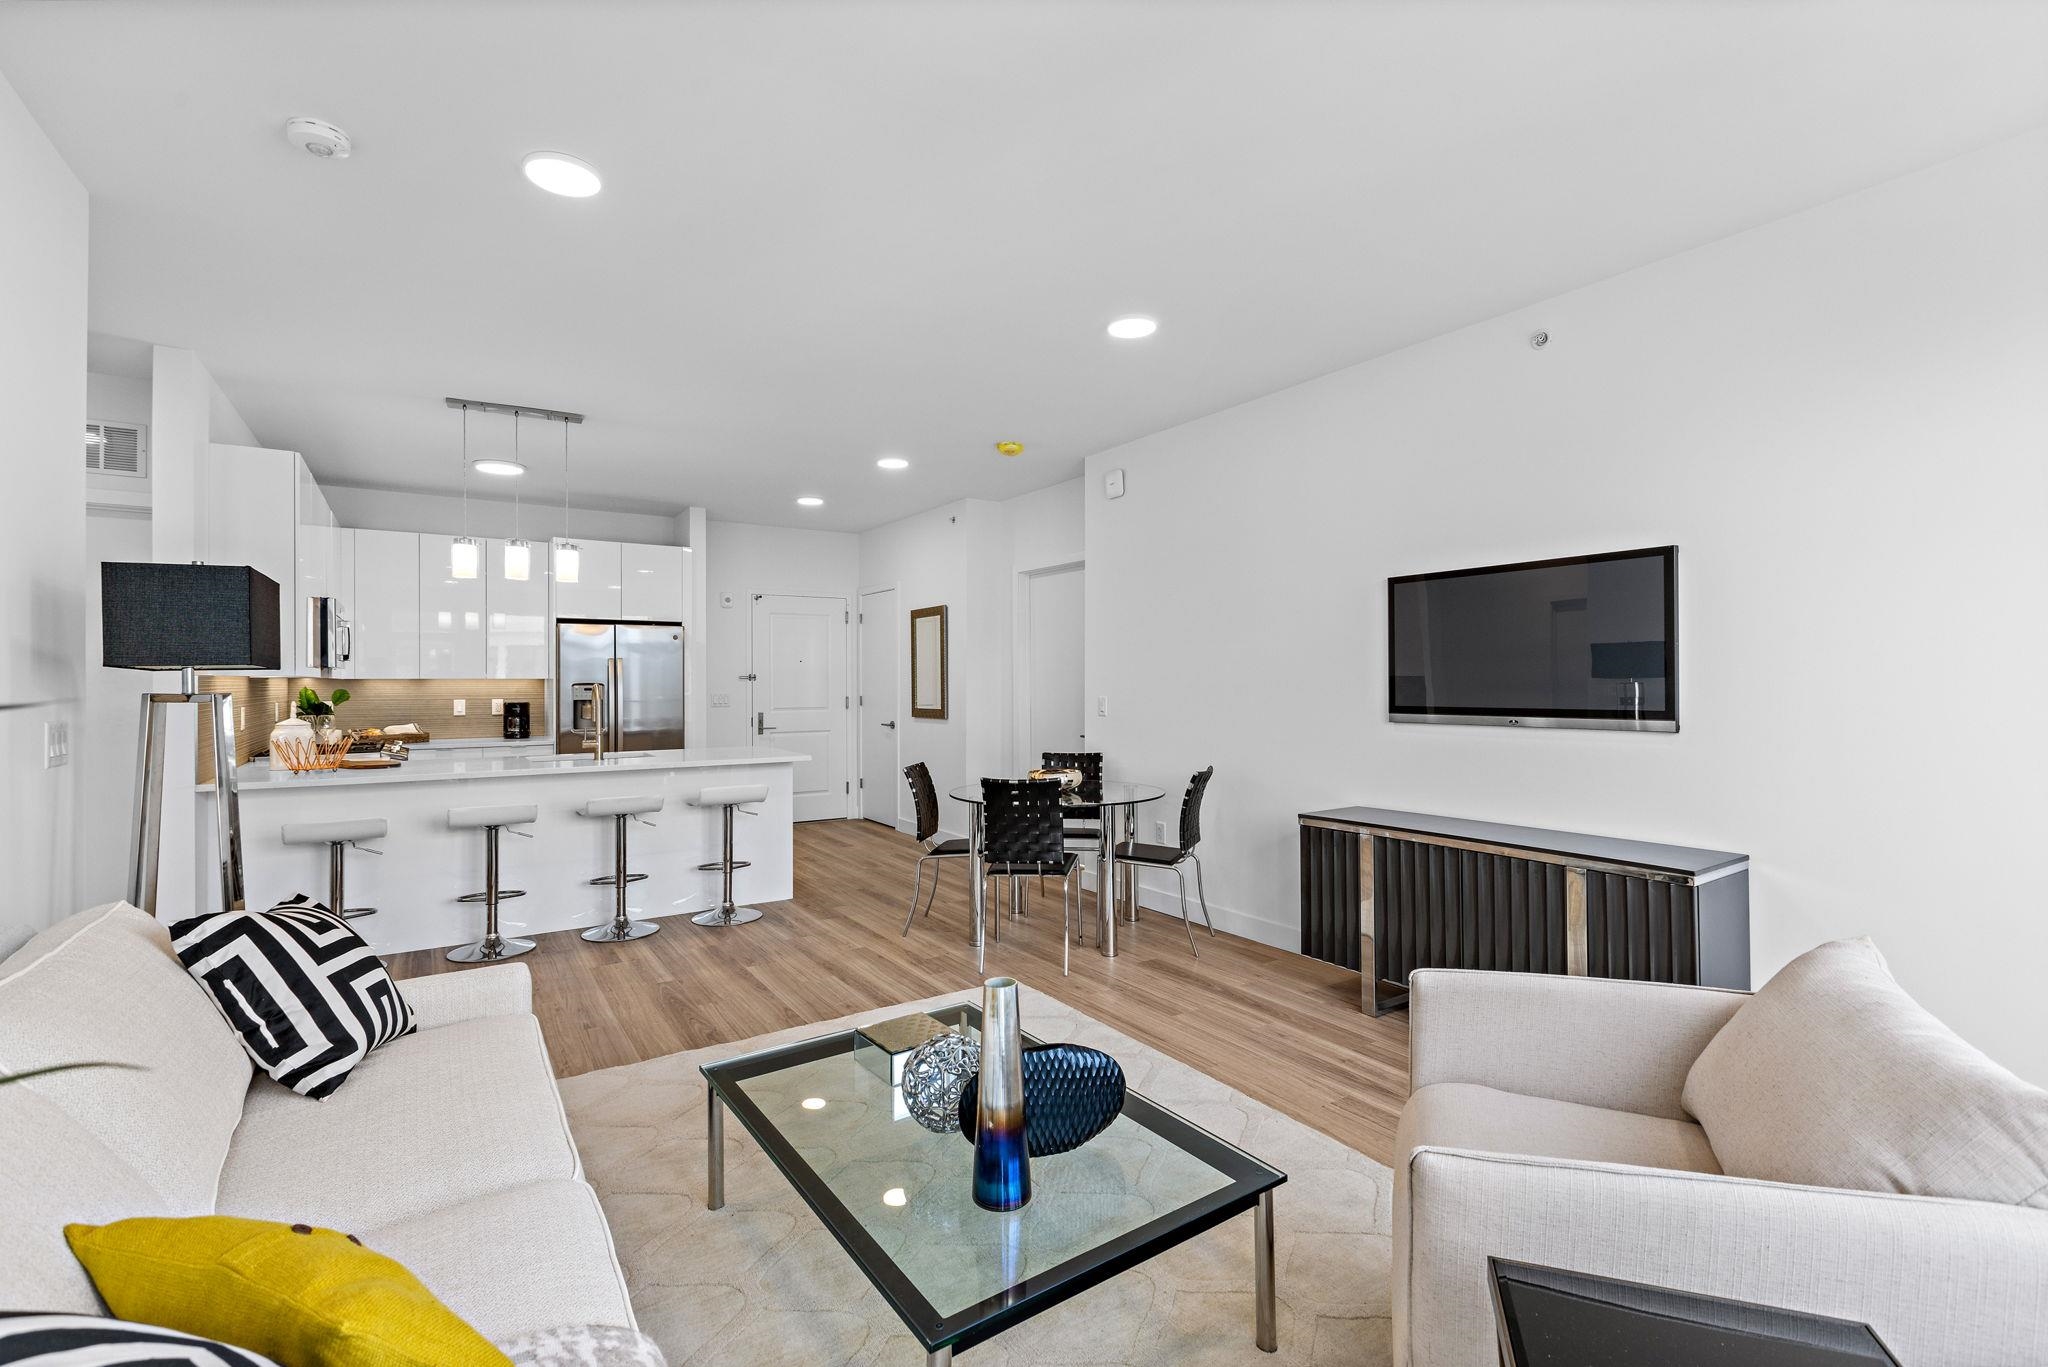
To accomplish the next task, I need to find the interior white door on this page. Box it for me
[858,587,900,827]
[1027,565,1087,760]
[751,593,848,822]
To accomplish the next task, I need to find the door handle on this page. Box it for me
[757,712,778,735]
[881,720,897,730]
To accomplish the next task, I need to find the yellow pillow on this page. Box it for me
[65,1215,511,1367]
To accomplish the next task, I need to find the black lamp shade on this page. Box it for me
[101,563,282,671]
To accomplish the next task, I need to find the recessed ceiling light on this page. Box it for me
[796,496,825,507]
[521,151,602,198]
[802,1097,828,1110]
[470,459,526,477]
[882,1187,907,1207]
[876,456,909,471]
[1107,316,1158,340]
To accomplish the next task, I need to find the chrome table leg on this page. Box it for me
[1255,1188,1277,1351]
[1097,806,1117,957]
[706,1091,725,1211]
[926,1349,952,1365]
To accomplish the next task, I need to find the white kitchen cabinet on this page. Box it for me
[330,529,357,678]
[620,542,687,621]
[202,443,312,675]
[418,534,487,677]
[351,529,421,678]
[485,538,550,678]
[550,538,623,620]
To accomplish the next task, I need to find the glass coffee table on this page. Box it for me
[701,1002,1287,1363]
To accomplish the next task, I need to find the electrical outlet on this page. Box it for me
[452,698,467,717]
[1096,695,1109,718]
[239,706,247,730]
[1154,820,1168,843]
[43,721,69,769]
[711,693,731,709]
[491,698,504,715]
[272,702,281,722]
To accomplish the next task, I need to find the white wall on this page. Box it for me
[703,521,861,749]
[321,483,683,546]
[0,71,88,951]
[1085,130,2048,1081]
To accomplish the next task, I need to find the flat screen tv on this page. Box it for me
[1388,546,1677,732]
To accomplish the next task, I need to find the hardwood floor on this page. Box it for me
[389,818,1412,1164]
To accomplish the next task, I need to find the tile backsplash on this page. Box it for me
[196,676,547,780]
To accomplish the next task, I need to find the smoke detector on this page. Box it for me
[284,117,352,160]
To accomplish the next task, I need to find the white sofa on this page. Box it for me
[1392,967,2048,1366]
[0,902,647,1358]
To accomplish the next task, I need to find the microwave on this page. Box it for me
[307,595,352,673]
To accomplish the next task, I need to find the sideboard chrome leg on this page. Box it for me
[926,1348,952,1365]
[1255,1188,1277,1352]
[706,1092,725,1211]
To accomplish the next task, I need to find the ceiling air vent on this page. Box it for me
[86,421,148,477]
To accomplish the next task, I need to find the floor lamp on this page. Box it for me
[101,562,281,917]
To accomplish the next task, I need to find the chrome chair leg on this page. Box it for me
[922,858,943,917]
[1189,852,1217,936]
[1175,866,1198,958]
[902,859,926,937]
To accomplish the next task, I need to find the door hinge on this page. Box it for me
[859,778,865,789]
[844,695,849,709]
[844,780,850,794]
[858,612,864,623]
[843,610,849,624]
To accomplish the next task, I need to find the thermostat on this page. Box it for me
[1104,468,1126,499]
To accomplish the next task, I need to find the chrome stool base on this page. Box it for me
[693,905,764,927]
[583,919,660,942]
[447,935,536,963]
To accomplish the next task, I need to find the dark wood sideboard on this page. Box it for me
[1299,807,1750,1015]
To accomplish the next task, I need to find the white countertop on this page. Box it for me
[204,745,809,793]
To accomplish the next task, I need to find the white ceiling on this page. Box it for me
[6,1,2044,531]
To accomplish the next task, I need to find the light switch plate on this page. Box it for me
[43,721,68,769]
[1096,695,1109,718]
[452,698,467,717]
[491,698,504,715]
[711,693,731,708]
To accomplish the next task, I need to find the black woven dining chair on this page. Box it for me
[1112,766,1216,958]
[898,762,972,937]
[1042,749,1104,846]
[982,777,1085,974]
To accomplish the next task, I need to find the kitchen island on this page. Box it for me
[196,746,807,954]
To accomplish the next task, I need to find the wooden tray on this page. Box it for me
[341,756,403,769]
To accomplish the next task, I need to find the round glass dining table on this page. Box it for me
[950,781,1168,965]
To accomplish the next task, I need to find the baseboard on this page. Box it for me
[1077,867,1296,952]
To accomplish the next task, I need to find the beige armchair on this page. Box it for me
[1392,968,2048,1366]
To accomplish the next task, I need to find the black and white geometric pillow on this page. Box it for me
[170,894,415,1099]
[0,1314,281,1365]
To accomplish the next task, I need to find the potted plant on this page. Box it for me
[295,686,351,741]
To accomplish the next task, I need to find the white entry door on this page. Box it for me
[858,587,900,826]
[751,594,848,822]
[1026,565,1087,760]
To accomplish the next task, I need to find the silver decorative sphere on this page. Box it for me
[901,1030,980,1134]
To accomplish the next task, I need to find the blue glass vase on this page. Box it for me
[972,977,1030,1212]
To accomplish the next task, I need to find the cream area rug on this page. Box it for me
[559,983,1395,1366]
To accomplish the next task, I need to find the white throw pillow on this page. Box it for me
[1682,938,2048,1207]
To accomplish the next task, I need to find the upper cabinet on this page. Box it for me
[351,529,421,678]
[550,538,624,621]
[202,443,338,676]
[621,542,687,621]
[485,538,549,678]
[418,534,486,677]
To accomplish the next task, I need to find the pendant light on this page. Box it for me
[555,415,581,584]
[503,412,532,581]
[450,404,480,579]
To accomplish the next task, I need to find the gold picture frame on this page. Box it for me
[910,605,948,720]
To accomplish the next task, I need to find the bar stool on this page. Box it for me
[280,818,386,920]
[580,794,664,943]
[689,784,768,927]
[447,803,539,963]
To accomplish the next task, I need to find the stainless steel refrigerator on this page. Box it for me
[555,620,686,754]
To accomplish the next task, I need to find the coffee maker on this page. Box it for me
[503,700,531,740]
